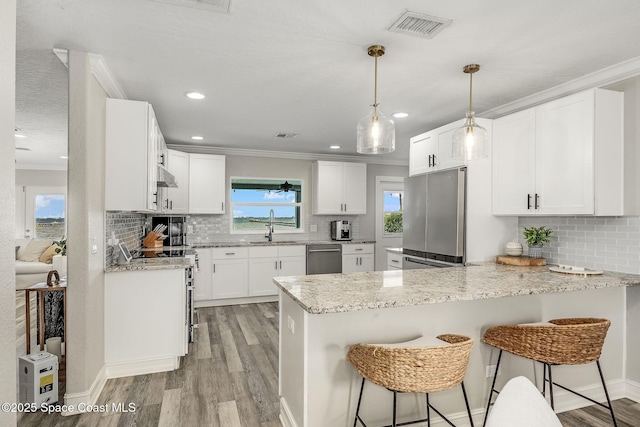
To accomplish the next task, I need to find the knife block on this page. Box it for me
[143,231,163,248]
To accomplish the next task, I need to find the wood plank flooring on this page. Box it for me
[16,301,640,426]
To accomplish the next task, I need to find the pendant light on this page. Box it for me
[452,64,488,161]
[357,45,395,154]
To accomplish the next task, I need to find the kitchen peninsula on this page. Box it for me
[274,264,640,427]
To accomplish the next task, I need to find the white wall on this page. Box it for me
[16,169,67,187]
[65,51,107,406]
[0,1,17,425]
[361,163,409,239]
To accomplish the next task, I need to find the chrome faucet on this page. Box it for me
[265,209,275,241]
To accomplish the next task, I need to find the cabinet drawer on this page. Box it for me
[387,252,403,268]
[278,245,306,257]
[342,244,374,255]
[211,247,248,259]
[249,246,278,258]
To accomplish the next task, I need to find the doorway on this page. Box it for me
[374,177,404,270]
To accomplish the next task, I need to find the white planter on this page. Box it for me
[52,254,67,277]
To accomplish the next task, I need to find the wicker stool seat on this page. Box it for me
[482,318,616,427]
[347,334,474,427]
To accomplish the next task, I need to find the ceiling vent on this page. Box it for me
[387,10,452,39]
[274,133,299,139]
[150,0,231,14]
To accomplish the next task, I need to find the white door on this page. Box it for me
[23,186,66,240]
[374,177,404,271]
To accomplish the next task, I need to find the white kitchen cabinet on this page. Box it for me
[248,245,306,296]
[386,250,403,270]
[161,149,190,213]
[211,247,248,299]
[105,98,162,211]
[188,153,226,214]
[312,161,367,214]
[492,88,623,216]
[342,243,374,273]
[105,268,186,376]
[409,119,491,176]
[194,248,212,301]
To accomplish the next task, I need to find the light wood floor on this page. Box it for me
[16,301,640,426]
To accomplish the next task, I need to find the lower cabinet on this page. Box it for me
[105,268,186,375]
[195,245,306,303]
[211,247,249,299]
[386,250,403,270]
[249,245,306,297]
[342,244,375,273]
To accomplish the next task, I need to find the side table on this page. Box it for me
[24,281,67,355]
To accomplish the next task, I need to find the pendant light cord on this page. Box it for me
[373,55,379,108]
[468,71,473,113]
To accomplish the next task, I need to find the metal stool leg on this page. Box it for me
[426,393,431,427]
[482,350,503,427]
[547,364,555,410]
[392,390,397,427]
[354,377,366,427]
[596,360,618,427]
[461,381,474,427]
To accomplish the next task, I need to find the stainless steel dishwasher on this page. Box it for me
[306,244,342,274]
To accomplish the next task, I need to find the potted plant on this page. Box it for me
[522,226,553,258]
[53,235,67,276]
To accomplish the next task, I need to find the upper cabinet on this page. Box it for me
[312,161,367,215]
[188,153,226,214]
[105,99,160,211]
[409,118,492,176]
[492,88,624,216]
[162,149,190,213]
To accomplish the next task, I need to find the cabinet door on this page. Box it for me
[409,133,432,176]
[188,154,226,214]
[535,90,594,215]
[341,254,359,273]
[436,125,465,171]
[146,106,159,211]
[313,161,344,214]
[492,108,537,215]
[212,258,248,299]
[166,150,190,213]
[358,254,375,272]
[279,256,306,277]
[249,257,279,297]
[342,163,367,214]
[194,248,212,301]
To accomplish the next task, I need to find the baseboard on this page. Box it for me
[62,364,107,415]
[105,356,180,379]
[551,378,626,414]
[195,295,278,308]
[626,379,640,403]
[279,397,299,427]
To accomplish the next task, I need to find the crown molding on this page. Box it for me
[481,56,640,119]
[166,144,409,166]
[53,48,127,99]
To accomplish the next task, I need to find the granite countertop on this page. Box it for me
[273,262,640,314]
[105,257,190,272]
[192,239,375,248]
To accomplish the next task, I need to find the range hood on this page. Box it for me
[157,165,178,188]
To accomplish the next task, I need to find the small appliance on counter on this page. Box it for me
[331,220,352,241]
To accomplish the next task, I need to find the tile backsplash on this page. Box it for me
[518,216,640,274]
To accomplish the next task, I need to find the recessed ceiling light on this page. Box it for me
[15,134,26,138]
[329,145,341,149]
[185,92,205,100]
[60,155,68,159]
[392,112,409,118]
[191,136,204,140]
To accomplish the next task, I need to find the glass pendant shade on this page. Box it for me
[452,112,489,161]
[357,106,395,154]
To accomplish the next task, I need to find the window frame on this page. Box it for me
[382,189,403,237]
[229,176,305,235]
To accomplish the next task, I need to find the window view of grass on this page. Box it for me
[35,194,66,240]
[231,179,303,232]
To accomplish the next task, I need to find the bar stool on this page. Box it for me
[347,334,474,427]
[482,318,616,427]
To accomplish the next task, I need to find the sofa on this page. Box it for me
[15,238,58,289]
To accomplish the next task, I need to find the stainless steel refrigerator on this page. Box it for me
[402,167,466,268]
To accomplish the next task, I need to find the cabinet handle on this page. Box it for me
[432,154,437,167]
[165,199,170,210]
[428,154,432,167]
[527,194,532,210]
[344,203,347,212]
[160,153,165,166]
[213,264,215,273]
[535,193,539,210]
[225,252,235,256]
[355,248,363,251]
[275,261,278,270]
[391,259,399,263]
[170,200,173,210]
[221,202,224,211]
[279,260,282,269]
[153,192,158,205]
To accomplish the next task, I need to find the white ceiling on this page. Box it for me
[15,0,640,170]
